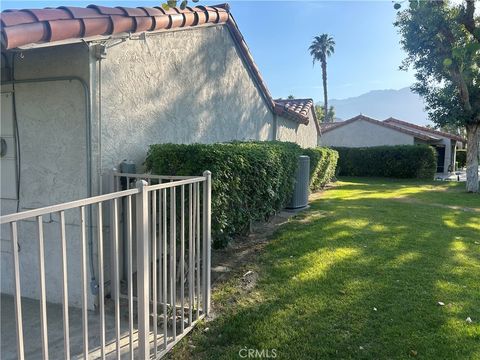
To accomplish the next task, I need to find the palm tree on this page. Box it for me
[309,34,335,122]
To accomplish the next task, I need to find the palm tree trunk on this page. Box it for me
[465,122,479,192]
[321,61,328,122]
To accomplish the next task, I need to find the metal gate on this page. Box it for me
[0,171,211,359]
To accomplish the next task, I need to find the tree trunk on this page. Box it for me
[465,122,479,192]
[321,60,328,122]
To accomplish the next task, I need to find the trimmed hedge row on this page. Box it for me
[456,149,466,168]
[304,147,339,191]
[334,145,437,179]
[145,141,337,247]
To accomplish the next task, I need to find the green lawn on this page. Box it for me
[175,178,480,359]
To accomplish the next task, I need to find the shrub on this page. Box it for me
[303,147,339,191]
[145,141,301,247]
[334,145,437,179]
[145,142,338,247]
[456,149,466,169]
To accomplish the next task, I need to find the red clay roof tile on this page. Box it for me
[274,99,314,124]
[83,17,112,37]
[321,115,441,142]
[383,118,465,142]
[48,19,84,42]
[58,6,104,19]
[25,8,72,21]
[1,10,37,27]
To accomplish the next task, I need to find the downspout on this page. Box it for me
[3,66,96,294]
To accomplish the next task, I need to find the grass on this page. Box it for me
[173,178,480,359]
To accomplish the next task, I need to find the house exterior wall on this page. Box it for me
[0,44,95,309]
[96,25,276,174]
[320,119,414,147]
[276,111,318,148]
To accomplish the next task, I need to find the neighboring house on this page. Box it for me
[0,4,319,308]
[320,115,465,174]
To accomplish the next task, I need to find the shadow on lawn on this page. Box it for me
[192,184,480,359]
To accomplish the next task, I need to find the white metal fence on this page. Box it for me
[0,171,212,360]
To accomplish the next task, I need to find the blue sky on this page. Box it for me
[1,0,415,102]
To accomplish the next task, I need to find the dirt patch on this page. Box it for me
[210,209,299,286]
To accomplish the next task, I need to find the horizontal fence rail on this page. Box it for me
[0,171,211,360]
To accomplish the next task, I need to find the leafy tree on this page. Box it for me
[287,95,295,100]
[315,105,336,123]
[315,104,324,122]
[309,34,335,123]
[162,0,198,10]
[327,106,336,122]
[395,0,480,192]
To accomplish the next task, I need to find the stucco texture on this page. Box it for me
[98,25,276,172]
[320,119,414,147]
[0,45,94,308]
[277,112,318,148]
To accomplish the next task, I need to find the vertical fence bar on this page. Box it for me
[157,188,162,352]
[136,180,150,359]
[192,184,197,319]
[36,216,49,360]
[202,172,212,315]
[59,211,70,360]
[112,199,121,360]
[11,222,25,360]
[180,185,185,333]
[97,203,105,360]
[126,196,134,360]
[162,188,168,349]
[188,184,193,325]
[151,190,158,354]
[196,183,200,319]
[170,186,177,341]
[80,207,89,359]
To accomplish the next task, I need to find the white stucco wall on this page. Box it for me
[276,111,318,148]
[0,45,95,309]
[320,119,414,147]
[96,25,276,173]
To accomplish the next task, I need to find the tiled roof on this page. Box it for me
[0,5,229,49]
[274,98,320,134]
[384,117,465,142]
[0,3,318,130]
[274,99,312,124]
[321,115,441,142]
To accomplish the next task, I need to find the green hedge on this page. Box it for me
[145,142,337,247]
[145,141,301,247]
[334,145,437,179]
[456,149,466,169]
[303,147,339,191]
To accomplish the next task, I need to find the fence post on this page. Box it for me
[136,180,150,359]
[202,171,212,315]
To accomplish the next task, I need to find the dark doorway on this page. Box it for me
[435,146,445,173]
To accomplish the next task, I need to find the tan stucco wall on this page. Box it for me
[320,119,414,147]
[96,25,276,173]
[0,44,94,308]
[276,111,318,148]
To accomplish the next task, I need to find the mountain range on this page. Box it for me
[326,87,432,126]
